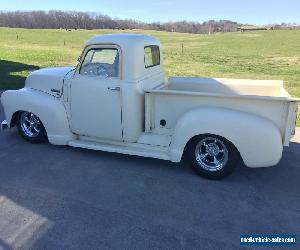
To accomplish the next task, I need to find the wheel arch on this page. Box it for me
[1,88,75,145]
[10,110,22,128]
[169,107,283,168]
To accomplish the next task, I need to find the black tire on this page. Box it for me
[187,134,239,180]
[17,111,47,143]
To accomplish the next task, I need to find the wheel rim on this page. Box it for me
[195,136,229,172]
[20,112,41,138]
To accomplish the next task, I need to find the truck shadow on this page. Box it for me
[0,60,39,90]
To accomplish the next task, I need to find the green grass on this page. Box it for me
[1,28,300,125]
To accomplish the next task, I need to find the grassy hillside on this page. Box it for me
[1,28,300,124]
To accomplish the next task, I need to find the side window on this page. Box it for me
[144,45,160,68]
[80,48,119,78]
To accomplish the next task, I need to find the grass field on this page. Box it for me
[0,28,300,124]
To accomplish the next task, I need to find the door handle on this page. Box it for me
[108,87,121,91]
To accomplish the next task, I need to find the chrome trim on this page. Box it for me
[1,120,8,131]
[51,88,61,93]
[108,87,121,91]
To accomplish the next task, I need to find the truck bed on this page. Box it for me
[145,77,298,146]
[159,77,293,100]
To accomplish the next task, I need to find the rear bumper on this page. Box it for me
[1,120,8,130]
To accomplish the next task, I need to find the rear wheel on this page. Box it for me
[187,134,239,179]
[17,111,47,143]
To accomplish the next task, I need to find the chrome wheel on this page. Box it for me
[195,136,229,172]
[20,112,42,138]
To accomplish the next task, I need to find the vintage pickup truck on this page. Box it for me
[1,34,298,179]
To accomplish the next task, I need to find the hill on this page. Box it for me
[0,28,299,124]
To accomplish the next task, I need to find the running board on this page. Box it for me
[68,139,171,161]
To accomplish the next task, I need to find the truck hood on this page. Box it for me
[25,67,75,96]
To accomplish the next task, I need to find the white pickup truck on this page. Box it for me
[1,34,298,179]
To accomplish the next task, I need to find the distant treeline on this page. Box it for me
[0,10,241,34]
[0,11,298,34]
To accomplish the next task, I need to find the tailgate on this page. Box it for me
[284,101,298,146]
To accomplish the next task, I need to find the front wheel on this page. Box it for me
[187,134,239,179]
[17,111,47,143]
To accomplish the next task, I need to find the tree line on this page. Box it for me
[0,10,241,34]
[0,11,298,34]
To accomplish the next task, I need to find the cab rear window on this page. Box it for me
[144,45,160,68]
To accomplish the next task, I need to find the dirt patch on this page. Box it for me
[239,34,262,38]
[270,57,299,65]
[166,41,213,49]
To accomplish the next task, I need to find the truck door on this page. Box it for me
[70,45,123,141]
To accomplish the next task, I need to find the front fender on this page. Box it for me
[1,88,75,145]
[170,107,283,168]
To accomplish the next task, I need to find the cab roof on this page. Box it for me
[86,33,160,47]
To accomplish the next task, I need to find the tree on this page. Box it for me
[0,10,244,34]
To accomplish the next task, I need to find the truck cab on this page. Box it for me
[67,34,164,143]
[1,34,298,179]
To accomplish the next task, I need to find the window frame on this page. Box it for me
[144,45,160,69]
[78,45,121,79]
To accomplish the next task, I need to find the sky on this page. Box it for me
[0,0,299,25]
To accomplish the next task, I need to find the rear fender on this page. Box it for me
[170,107,283,168]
